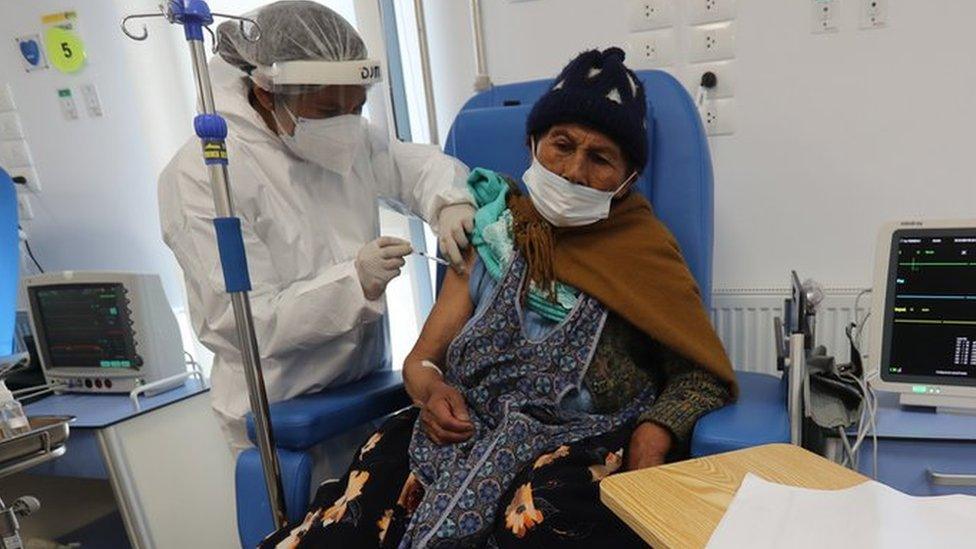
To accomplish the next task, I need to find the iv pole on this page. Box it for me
[122,0,287,528]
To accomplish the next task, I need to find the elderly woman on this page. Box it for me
[263,48,737,549]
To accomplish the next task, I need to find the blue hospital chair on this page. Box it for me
[0,169,19,357]
[236,70,786,547]
[237,368,410,545]
[441,71,788,458]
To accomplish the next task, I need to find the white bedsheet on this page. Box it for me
[706,473,976,549]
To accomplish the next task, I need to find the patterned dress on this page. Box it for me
[260,256,729,548]
[400,255,654,547]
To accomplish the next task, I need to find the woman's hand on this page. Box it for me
[626,422,673,471]
[420,380,474,445]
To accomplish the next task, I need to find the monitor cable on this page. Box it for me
[13,382,68,401]
[837,288,879,476]
[18,225,44,273]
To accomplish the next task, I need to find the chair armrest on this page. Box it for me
[236,448,311,548]
[690,371,790,457]
[246,370,411,451]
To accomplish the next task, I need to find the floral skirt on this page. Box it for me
[260,407,646,548]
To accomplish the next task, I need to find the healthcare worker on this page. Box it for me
[158,1,475,454]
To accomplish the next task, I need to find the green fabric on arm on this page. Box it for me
[467,168,510,280]
[467,168,579,322]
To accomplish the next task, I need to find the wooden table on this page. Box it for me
[600,443,867,548]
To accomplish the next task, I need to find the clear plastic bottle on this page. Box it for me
[0,380,30,438]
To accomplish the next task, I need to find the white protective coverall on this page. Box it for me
[158,58,471,451]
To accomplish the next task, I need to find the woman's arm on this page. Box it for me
[628,350,731,469]
[403,252,479,444]
[403,251,477,402]
[639,356,731,447]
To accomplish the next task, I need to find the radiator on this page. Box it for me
[710,288,871,375]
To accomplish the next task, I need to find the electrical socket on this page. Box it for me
[0,111,24,140]
[686,0,736,25]
[688,23,735,63]
[626,29,676,69]
[860,0,887,29]
[80,83,104,118]
[811,0,840,34]
[0,140,33,167]
[700,98,736,136]
[0,83,15,112]
[628,0,674,32]
[683,61,735,99]
[8,166,40,193]
[17,194,33,221]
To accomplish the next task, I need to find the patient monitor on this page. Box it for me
[25,272,185,394]
[869,220,976,411]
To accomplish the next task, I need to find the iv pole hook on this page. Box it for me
[121,13,165,41]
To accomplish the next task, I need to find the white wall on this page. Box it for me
[0,0,193,307]
[424,0,976,290]
[0,0,426,370]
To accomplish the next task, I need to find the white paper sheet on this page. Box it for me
[706,473,976,549]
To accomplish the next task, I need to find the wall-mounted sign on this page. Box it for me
[15,34,48,72]
[41,11,86,74]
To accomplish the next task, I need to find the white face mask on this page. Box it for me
[522,143,637,227]
[279,110,367,176]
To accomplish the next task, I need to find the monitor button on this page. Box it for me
[94,379,103,388]
[105,379,113,389]
[84,379,93,388]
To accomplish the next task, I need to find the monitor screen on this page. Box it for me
[28,283,142,370]
[880,229,976,387]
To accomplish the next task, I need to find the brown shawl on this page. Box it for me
[508,191,738,396]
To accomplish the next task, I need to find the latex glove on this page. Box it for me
[435,203,476,272]
[355,236,412,301]
[626,422,673,470]
[420,379,474,445]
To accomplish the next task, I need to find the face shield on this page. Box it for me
[215,1,392,172]
[253,58,388,174]
[253,57,384,123]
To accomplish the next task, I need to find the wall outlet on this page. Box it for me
[0,111,24,140]
[683,61,736,99]
[9,166,40,193]
[17,194,33,221]
[686,0,736,25]
[0,84,15,112]
[688,23,735,63]
[700,98,736,136]
[811,0,840,33]
[628,0,674,32]
[0,140,33,167]
[57,88,79,121]
[80,83,104,118]
[626,29,677,69]
[860,0,887,29]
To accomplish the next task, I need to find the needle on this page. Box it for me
[412,251,450,266]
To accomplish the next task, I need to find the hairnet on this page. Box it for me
[217,0,368,87]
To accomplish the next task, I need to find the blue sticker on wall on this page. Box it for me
[15,34,48,72]
[19,40,39,64]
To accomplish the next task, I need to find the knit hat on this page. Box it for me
[526,47,650,173]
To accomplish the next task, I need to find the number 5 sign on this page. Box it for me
[42,11,86,74]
